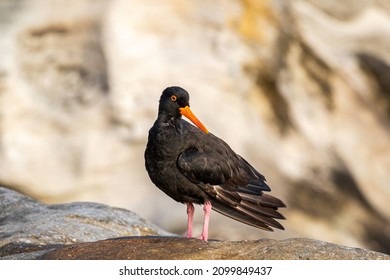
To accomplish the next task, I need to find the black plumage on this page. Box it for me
[145,86,286,241]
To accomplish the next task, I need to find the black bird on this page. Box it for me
[145,86,286,241]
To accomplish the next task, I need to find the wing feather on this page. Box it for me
[177,133,286,231]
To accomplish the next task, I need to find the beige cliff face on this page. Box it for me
[0,0,389,253]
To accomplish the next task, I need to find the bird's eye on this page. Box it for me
[171,95,177,102]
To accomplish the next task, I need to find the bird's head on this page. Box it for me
[159,86,209,134]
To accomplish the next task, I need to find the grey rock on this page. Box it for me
[1,187,389,260]
[0,187,172,259]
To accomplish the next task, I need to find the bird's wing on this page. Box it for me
[177,139,286,231]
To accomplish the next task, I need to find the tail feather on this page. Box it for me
[240,200,285,220]
[211,199,274,231]
[236,204,285,230]
[239,192,286,208]
[211,183,286,231]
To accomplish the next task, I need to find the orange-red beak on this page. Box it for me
[179,106,209,134]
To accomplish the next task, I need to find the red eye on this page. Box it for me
[171,95,177,102]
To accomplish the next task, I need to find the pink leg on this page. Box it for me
[200,201,212,241]
[186,202,194,238]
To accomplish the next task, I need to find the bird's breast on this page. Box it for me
[145,122,208,203]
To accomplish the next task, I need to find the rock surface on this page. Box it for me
[0,0,389,254]
[1,187,389,260]
[0,187,171,259]
[40,237,390,260]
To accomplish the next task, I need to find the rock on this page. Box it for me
[32,237,390,260]
[0,0,389,255]
[1,187,389,260]
[0,187,172,259]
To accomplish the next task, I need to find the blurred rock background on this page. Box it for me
[0,0,389,253]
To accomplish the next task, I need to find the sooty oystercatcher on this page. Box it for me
[144,86,286,241]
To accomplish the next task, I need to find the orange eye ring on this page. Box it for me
[171,95,177,102]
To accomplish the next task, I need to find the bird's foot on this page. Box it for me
[198,234,208,242]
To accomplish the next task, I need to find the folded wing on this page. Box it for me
[177,139,286,231]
